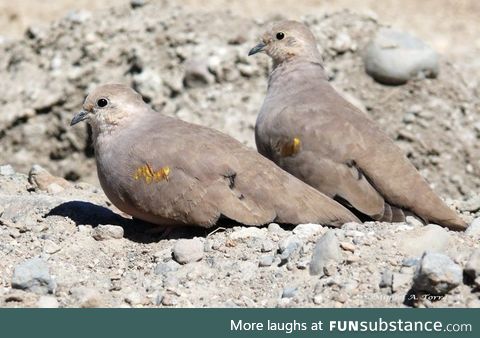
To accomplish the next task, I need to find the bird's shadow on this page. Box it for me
[45,201,209,243]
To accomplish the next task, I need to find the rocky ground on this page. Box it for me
[0,0,479,307]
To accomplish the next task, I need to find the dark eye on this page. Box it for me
[276,32,285,40]
[97,98,108,108]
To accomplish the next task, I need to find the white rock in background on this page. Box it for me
[364,28,439,85]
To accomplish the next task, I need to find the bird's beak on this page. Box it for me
[248,42,266,56]
[70,110,89,126]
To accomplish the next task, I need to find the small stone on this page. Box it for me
[313,294,324,305]
[230,227,266,240]
[345,254,360,264]
[398,224,451,256]
[466,218,480,237]
[70,287,103,308]
[331,32,354,53]
[281,286,297,298]
[296,258,309,270]
[161,294,177,306]
[154,261,180,276]
[464,250,480,283]
[292,223,324,240]
[323,263,337,276]
[379,270,393,288]
[0,165,15,176]
[12,257,55,295]
[36,296,59,308]
[183,58,215,88]
[309,231,341,276]
[125,292,144,306]
[267,222,283,232]
[413,252,462,295]
[172,238,204,264]
[340,241,355,252]
[364,28,439,85]
[43,240,61,254]
[259,255,275,267]
[28,164,70,191]
[92,224,124,240]
[278,235,302,262]
[261,240,276,252]
[130,0,146,8]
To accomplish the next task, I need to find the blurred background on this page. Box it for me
[1,0,479,61]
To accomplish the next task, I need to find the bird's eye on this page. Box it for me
[97,98,109,108]
[276,32,285,40]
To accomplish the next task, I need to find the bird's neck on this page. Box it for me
[268,58,328,92]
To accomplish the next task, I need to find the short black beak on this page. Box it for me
[70,110,89,126]
[248,42,266,56]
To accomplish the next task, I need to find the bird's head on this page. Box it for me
[71,84,145,134]
[248,20,322,67]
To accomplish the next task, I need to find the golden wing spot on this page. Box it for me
[280,137,301,157]
[133,164,171,184]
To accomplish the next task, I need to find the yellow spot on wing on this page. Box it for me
[133,164,171,184]
[281,137,301,157]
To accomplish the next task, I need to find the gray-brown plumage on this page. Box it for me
[70,84,360,228]
[249,20,466,231]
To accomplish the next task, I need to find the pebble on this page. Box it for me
[130,0,147,8]
[92,224,124,240]
[313,294,324,305]
[413,252,462,295]
[258,255,275,267]
[278,235,302,263]
[363,28,439,85]
[267,223,284,233]
[172,238,204,264]
[309,231,341,276]
[292,223,324,240]
[340,241,355,253]
[398,224,451,256]
[154,260,180,276]
[28,164,70,192]
[70,287,103,308]
[466,218,480,237]
[36,295,59,308]
[43,240,61,254]
[0,164,15,176]
[11,257,55,295]
[125,291,145,306]
[261,240,276,253]
[183,58,215,88]
[229,227,266,240]
[379,270,393,288]
[281,286,297,298]
[464,249,480,283]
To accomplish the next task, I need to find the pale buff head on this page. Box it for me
[71,84,145,136]
[249,20,322,66]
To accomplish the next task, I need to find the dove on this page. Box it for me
[70,84,360,228]
[249,20,466,231]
